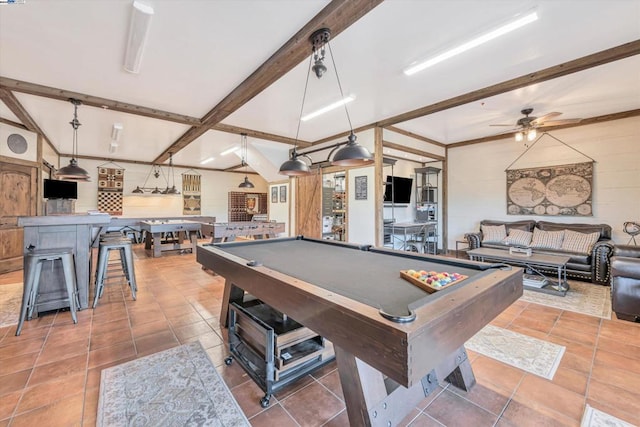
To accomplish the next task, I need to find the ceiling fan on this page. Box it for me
[491,108,582,142]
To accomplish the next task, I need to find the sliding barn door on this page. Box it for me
[295,169,322,238]
[0,162,38,273]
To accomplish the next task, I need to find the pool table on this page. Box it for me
[197,236,522,427]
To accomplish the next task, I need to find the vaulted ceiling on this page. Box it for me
[1,0,639,174]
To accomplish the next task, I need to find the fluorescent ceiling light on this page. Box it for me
[111,123,123,141]
[124,1,154,73]
[220,146,240,156]
[403,9,538,76]
[301,95,355,122]
[200,157,215,165]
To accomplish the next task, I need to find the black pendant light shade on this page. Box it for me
[279,152,310,176]
[56,158,91,181]
[56,99,90,182]
[238,176,254,188]
[132,186,144,194]
[331,132,374,166]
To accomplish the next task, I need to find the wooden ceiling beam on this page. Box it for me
[376,39,640,128]
[154,0,384,164]
[382,141,445,161]
[212,123,311,147]
[384,126,446,148]
[0,77,201,126]
[0,116,28,131]
[448,109,640,148]
[0,88,57,151]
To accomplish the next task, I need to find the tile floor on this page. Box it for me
[0,245,639,426]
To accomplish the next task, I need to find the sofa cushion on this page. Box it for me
[536,221,611,240]
[530,227,565,249]
[481,224,506,243]
[502,229,533,246]
[480,220,536,234]
[561,229,600,255]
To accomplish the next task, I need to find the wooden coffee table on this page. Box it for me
[468,247,570,296]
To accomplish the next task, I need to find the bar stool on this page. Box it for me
[16,247,78,336]
[93,238,137,308]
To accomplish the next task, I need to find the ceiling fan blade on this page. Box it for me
[537,118,582,127]
[531,111,562,125]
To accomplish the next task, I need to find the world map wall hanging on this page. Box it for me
[506,161,593,216]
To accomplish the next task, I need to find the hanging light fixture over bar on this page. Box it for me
[238,133,255,188]
[56,98,91,182]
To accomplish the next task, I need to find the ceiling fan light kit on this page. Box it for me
[492,107,582,142]
[279,28,373,176]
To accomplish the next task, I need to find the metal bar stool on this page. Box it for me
[16,247,78,336]
[93,238,137,308]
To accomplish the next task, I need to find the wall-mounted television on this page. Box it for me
[44,179,78,199]
[383,176,413,204]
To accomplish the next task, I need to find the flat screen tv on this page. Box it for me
[44,179,77,199]
[383,176,413,204]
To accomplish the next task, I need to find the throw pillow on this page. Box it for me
[561,229,600,254]
[481,224,507,243]
[502,229,533,247]
[530,227,565,249]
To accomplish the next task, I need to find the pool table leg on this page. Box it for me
[219,279,245,328]
[335,345,476,427]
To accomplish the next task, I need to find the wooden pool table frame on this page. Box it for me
[197,237,523,427]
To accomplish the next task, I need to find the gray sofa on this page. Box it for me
[464,219,614,285]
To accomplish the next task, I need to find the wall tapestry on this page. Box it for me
[182,173,201,215]
[506,161,593,216]
[97,167,124,215]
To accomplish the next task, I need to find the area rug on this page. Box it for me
[97,341,250,426]
[520,280,612,319]
[581,404,637,427]
[0,283,22,328]
[466,325,565,380]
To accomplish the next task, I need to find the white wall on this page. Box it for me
[347,166,375,245]
[268,182,290,236]
[447,116,640,247]
[0,123,37,163]
[61,157,268,221]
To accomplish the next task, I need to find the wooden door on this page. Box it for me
[295,168,322,238]
[0,162,38,273]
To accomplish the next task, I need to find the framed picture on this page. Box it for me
[279,185,287,203]
[355,175,367,200]
[246,195,260,214]
[271,186,278,203]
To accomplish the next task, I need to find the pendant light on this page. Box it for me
[279,28,373,175]
[56,99,91,181]
[164,153,180,194]
[238,133,254,188]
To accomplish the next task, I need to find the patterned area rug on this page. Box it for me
[97,341,250,426]
[520,280,612,319]
[466,325,565,380]
[0,283,22,328]
[581,404,637,427]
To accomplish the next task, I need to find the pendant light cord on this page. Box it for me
[70,100,81,160]
[327,42,353,132]
[293,54,314,155]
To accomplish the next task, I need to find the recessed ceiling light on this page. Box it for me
[403,8,538,76]
[301,95,355,122]
[220,146,240,156]
[200,157,215,165]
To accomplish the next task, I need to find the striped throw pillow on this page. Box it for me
[561,229,600,254]
[502,229,533,247]
[530,227,565,249]
[481,224,507,243]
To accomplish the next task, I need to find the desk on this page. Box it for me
[197,237,522,426]
[201,221,285,242]
[140,220,201,257]
[384,221,438,254]
[18,214,111,311]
